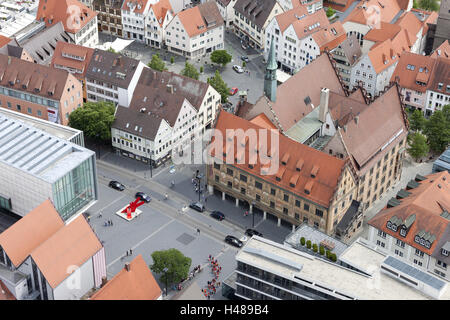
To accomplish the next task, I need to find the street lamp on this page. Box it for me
[148,149,153,178]
[163,267,168,297]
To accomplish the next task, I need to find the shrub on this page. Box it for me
[330,253,337,262]
[242,61,246,68]
[200,66,204,73]
[312,244,318,253]
[170,56,174,64]
[300,237,305,246]
[306,240,311,249]
[326,250,331,258]
[319,246,325,255]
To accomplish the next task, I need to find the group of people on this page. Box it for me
[191,178,204,194]
[202,255,222,300]
[104,219,114,227]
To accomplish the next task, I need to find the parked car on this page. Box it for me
[229,87,238,95]
[109,181,125,191]
[232,65,244,73]
[241,43,248,50]
[245,229,263,237]
[210,211,225,221]
[241,55,249,62]
[135,192,151,203]
[189,201,205,212]
[225,235,243,248]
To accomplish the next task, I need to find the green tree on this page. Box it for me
[242,61,246,68]
[409,109,427,132]
[181,62,199,80]
[68,101,115,141]
[170,56,174,64]
[312,243,318,253]
[207,70,229,103]
[200,66,204,73]
[326,7,335,17]
[407,132,429,161]
[319,246,325,255]
[148,54,167,71]
[150,249,192,285]
[326,250,331,259]
[424,108,450,153]
[330,253,337,262]
[306,240,311,249]
[415,0,439,11]
[300,237,306,246]
[210,50,232,67]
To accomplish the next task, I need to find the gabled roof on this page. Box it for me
[90,255,162,300]
[364,22,402,43]
[50,41,95,78]
[427,57,450,93]
[234,0,279,29]
[339,85,408,170]
[176,1,223,38]
[17,22,73,65]
[0,200,64,267]
[366,39,401,74]
[274,5,309,33]
[210,111,348,208]
[122,0,150,14]
[0,54,71,100]
[368,171,450,258]
[390,52,436,93]
[250,54,346,131]
[31,214,103,289]
[337,33,362,66]
[138,68,210,111]
[249,113,278,130]
[36,0,98,34]
[431,40,450,59]
[311,21,346,52]
[344,0,402,25]
[151,0,173,27]
[112,105,163,141]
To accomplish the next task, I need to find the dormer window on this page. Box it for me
[442,248,449,257]
[400,227,407,237]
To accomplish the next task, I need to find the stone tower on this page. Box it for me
[264,37,277,102]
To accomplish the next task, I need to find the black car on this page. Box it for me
[241,55,249,62]
[210,211,225,221]
[109,181,125,191]
[135,192,151,203]
[245,229,263,237]
[189,201,205,212]
[225,235,243,248]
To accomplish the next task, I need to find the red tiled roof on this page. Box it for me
[50,42,95,79]
[151,0,173,27]
[90,255,162,300]
[344,0,401,25]
[122,0,150,14]
[368,171,450,257]
[0,35,11,48]
[31,215,103,289]
[210,111,347,208]
[249,113,278,130]
[177,1,223,38]
[431,40,450,59]
[0,200,64,267]
[390,52,436,93]
[36,0,98,34]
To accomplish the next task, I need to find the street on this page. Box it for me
[98,31,265,105]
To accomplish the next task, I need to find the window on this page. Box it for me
[377,230,386,238]
[396,239,405,248]
[214,163,220,170]
[270,188,276,195]
[415,249,424,257]
[226,168,233,176]
[255,194,261,202]
[283,207,288,215]
[270,201,275,208]
[240,174,247,182]
[255,181,262,189]
[241,187,246,195]
[315,209,323,217]
[437,260,447,269]
[376,240,385,248]
[304,203,310,212]
[227,181,232,188]
[313,222,319,229]
[17,104,21,111]
[295,200,300,207]
[284,194,289,202]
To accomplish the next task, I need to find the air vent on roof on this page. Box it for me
[140,108,146,113]
[281,153,290,165]
[310,165,319,178]
[296,159,304,171]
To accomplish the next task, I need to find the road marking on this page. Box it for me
[107,218,175,268]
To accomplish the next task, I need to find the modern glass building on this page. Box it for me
[0,113,97,221]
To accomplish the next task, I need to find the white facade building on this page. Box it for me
[145,0,174,48]
[165,1,224,59]
[121,0,152,42]
[215,0,238,28]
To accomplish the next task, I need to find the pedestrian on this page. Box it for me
[130,248,133,255]
[111,220,113,226]
[197,228,200,235]
[126,250,129,256]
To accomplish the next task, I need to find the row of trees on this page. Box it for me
[413,0,440,11]
[300,237,337,262]
[407,105,450,161]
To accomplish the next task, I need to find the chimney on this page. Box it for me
[166,84,173,94]
[125,263,131,272]
[354,115,359,125]
[101,276,108,287]
[319,87,329,123]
